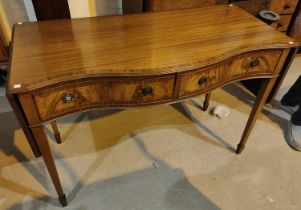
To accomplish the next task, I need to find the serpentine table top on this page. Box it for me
[8,5,297,94]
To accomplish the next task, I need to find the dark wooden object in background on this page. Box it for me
[31,0,71,20]
[230,0,299,35]
[229,0,268,15]
[0,34,8,64]
[123,0,143,13]
[229,0,300,102]
[144,0,227,11]
[7,6,298,206]
[289,0,301,43]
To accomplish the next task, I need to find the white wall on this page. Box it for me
[68,0,122,18]
[23,0,37,21]
[68,0,91,18]
[0,0,124,43]
[0,0,30,43]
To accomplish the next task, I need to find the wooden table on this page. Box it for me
[6,5,299,206]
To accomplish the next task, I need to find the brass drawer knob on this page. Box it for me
[142,86,153,96]
[250,58,260,68]
[198,76,207,85]
[62,93,75,103]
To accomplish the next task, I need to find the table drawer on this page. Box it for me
[268,0,298,15]
[106,76,175,105]
[34,75,175,120]
[178,50,281,98]
[33,81,107,120]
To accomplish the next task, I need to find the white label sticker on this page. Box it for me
[13,84,21,88]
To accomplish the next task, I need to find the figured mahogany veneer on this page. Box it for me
[33,75,175,121]
[6,5,299,207]
[26,50,281,122]
[179,50,281,98]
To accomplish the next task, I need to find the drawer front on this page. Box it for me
[271,15,293,32]
[34,76,175,120]
[268,0,298,15]
[34,81,107,120]
[106,76,175,105]
[178,51,281,98]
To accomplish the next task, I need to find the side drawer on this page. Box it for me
[33,81,107,120]
[178,50,281,98]
[33,75,176,121]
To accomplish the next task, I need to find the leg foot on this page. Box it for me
[236,144,245,154]
[51,121,62,144]
[59,194,67,207]
[203,92,211,111]
[54,133,62,144]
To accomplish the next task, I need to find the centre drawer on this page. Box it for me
[178,50,281,98]
[33,75,175,121]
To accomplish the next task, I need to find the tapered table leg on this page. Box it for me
[31,126,67,206]
[236,78,276,154]
[237,47,297,154]
[203,92,211,111]
[51,121,62,144]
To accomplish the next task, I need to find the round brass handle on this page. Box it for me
[250,58,260,68]
[141,86,153,96]
[62,93,75,103]
[198,76,207,85]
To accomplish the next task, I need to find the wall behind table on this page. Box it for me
[0,0,123,44]
[68,0,122,18]
[0,0,31,45]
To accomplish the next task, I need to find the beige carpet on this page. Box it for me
[0,57,300,210]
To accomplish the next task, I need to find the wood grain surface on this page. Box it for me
[5,4,299,205]
[7,5,298,94]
